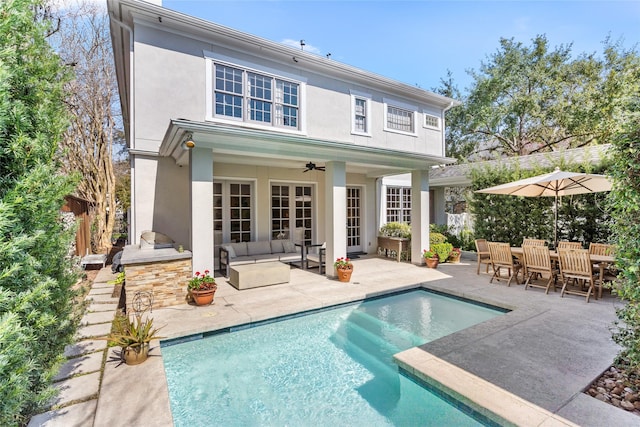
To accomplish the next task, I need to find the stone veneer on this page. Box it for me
[120,245,192,311]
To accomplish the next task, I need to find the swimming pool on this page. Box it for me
[162,290,505,426]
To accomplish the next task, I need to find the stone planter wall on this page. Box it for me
[121,246,192,311]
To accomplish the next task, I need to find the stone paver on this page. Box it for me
[87,302,118,313]
[28,400,97,427]
[87,287,114,296]
[53,350,105,382]
[49,371,101,408]
[80,310,115,326]
[64,340,107,358]
[76,323,111,340]
[86,293,116,303]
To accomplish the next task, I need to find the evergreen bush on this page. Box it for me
[0,1,80,424]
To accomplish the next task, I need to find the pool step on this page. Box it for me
[329,323,395,376]
[347,310,425,350]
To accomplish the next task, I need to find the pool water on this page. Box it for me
[162,290,504,426]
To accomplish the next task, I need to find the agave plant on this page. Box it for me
[108,311,164,350]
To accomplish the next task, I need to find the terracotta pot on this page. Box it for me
[122,343,149,365]
[425,257,439,268]
[336,267,353,282]
[190,288,216,305]
[448,252,461,263]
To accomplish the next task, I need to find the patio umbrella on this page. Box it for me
[475,168,612,247]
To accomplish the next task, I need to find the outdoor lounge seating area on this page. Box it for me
[219,240,301,277]
[477,238,616,302]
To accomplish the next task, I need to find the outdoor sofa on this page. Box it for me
[219,240,301,277]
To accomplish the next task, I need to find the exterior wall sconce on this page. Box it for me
[184,140,195,149]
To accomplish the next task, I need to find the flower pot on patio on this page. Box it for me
[425,257,439,268]
[122,343,149,365]
[336,266,353,282]
[448,248,462,264]
[190,288,216,305]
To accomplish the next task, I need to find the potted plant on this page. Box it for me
[334,257,353,282]
[423,249,439,268]
[108,311,164,365]
[188,270,217,305]
[448,247,462,263]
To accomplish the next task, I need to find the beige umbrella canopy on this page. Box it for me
[475,168,613,247]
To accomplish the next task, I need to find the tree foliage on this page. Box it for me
[0,0,80,424]
[52,1,123,253]
[607,47,640,368]
[439,35,639,160]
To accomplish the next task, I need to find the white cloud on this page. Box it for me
[281,38,321,55]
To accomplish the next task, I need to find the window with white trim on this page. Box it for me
[386,186,411,223]
[213,62,300,129]
[350,91,371,136]
[387,106,414,133]
[424,114,440,129]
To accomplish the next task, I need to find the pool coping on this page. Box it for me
[394,348,579,427]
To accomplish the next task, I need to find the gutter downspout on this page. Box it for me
[110,14,136,244]
[441,100,456,161]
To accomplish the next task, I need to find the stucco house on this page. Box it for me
[108,0,458,277]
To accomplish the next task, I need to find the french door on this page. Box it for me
[271,184,314,247]
[347,187,362,253]
[213,180,254,249]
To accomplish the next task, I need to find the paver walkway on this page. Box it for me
[28,269,118,427]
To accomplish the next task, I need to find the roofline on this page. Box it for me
[107,0,460,130]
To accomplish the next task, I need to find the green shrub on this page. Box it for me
[0,1,80,424]
[431,243,453,263]
[429,233,447,245]
[379,222,411,239]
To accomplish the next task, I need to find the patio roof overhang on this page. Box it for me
[159,119,457,178]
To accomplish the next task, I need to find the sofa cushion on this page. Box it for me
[254,254,278,262]
[231,256,255,265]
[221,245,236,259]
[231,242,248,257]
[247,241,272,256]
[283,240,296,253]
[279,253,301,263]
[270,240,285,253]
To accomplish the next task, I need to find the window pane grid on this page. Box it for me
[387,106,413,132]
[354,98,367,132]
[214,62,300,129]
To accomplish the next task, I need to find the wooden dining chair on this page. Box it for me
[588,242,615,256]
[487,242,522,286]
[558,248,597,303]
[557,241,582,250]
[522,238,546,247]
[475,239,492,275]
[523,245,557,294]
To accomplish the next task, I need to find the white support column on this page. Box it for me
[411,170,430,265]
[325,161,347,277]
[189,146,214,274]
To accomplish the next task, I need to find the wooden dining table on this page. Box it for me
[510,247,615,299]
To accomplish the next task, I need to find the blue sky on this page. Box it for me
[162,1,639,92]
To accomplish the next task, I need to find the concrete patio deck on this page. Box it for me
[30,253,640,426]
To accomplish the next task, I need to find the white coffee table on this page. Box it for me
[229,261,290,290]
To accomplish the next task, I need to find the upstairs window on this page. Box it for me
[423,114,440,130]
[213,62,300,130]
[386,186,411,223]
[350,91,371,136]
[386,106,414,133]
[383,98,417,136]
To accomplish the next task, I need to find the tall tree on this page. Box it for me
[0,0,79,424]
[53,1,122,254]
[438,35,638,160]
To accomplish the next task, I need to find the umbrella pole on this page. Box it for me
[554,192,559,249]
